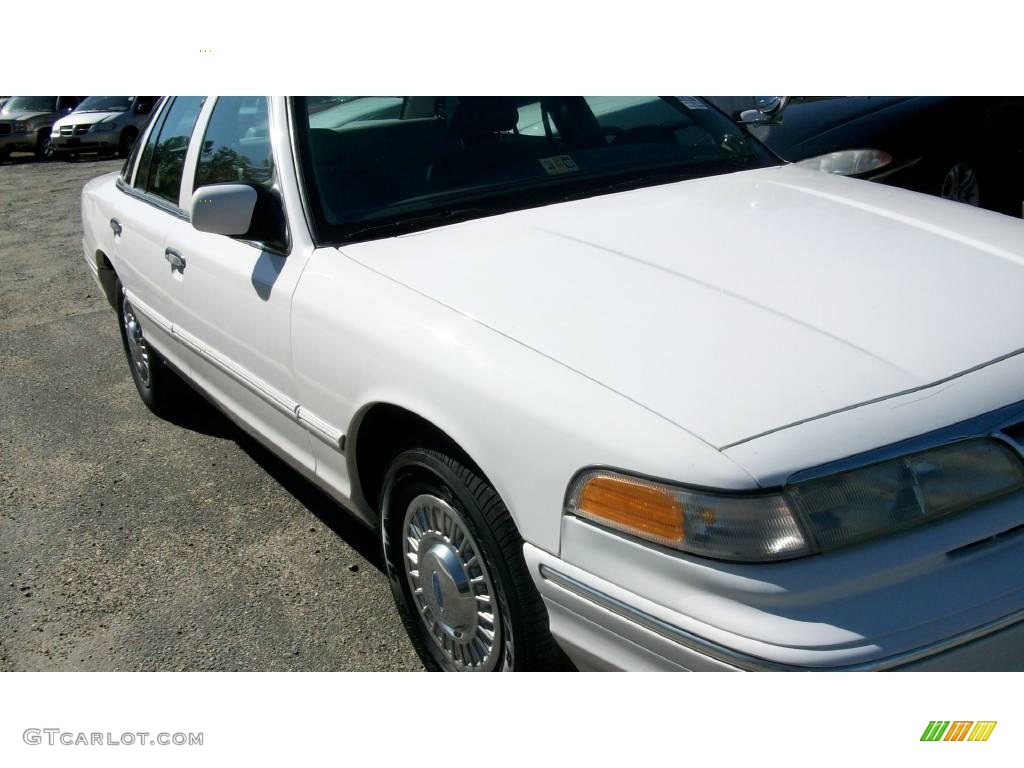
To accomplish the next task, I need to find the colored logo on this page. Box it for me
[921,721,997,742]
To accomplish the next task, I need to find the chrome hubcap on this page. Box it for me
[402,494,502,670]
[941,162,980,206]
[122,298,151,386]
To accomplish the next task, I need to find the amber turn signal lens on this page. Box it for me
[575,474,685,546]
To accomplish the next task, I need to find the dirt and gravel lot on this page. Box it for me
[0,154,422,670]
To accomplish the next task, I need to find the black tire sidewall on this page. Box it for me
[35,129,52,160]
[382,450,519,671]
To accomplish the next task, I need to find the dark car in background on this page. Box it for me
[707,97,1024,218]
[0,96,84,160]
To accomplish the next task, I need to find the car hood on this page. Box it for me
[55,110,122,128]
[340,164,1024,449]
[0,109,53,122]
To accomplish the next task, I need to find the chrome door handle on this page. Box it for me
[110,218,122,236]
[164,247,186,272]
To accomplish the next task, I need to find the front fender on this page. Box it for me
[292,249,757,554]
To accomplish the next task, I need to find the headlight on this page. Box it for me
[90,122,116,133]
[13,121,28,133]
[795,148,893,176]
[566,440,1024,562]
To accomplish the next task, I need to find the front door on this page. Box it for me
[162,96,315,473]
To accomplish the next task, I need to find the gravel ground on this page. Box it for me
[0,153,422,671]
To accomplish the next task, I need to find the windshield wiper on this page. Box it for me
[580,157,752,196]
[342,206,493,241]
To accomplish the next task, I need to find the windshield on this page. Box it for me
[2,96,57,114]
[75,96,132,113]
[294,96,776,243]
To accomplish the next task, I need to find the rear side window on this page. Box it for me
[194,96,274,190]
[142,96,206,206]
[133,100,167,187]
[124,97,166,183]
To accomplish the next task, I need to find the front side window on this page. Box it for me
[194,96,274,190]
[295,96,775,243]
[142,96,205,207]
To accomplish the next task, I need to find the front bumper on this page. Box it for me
[0,131,37,152]
[52,131,118,153]
[527,496,1024,671]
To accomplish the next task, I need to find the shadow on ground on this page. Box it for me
[164,386,385,572]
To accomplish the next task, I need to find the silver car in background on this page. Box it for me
[51,96,161,159]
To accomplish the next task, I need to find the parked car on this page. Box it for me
[707,96,1024,218]
[52,96,162,159]
[81,96,1024,671]
[0,96,83,160]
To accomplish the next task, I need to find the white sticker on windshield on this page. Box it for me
[538,155,579,175]
[677,96,707,110]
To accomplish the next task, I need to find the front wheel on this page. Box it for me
[381,447,569,671]
[938,160,981,206]
[34,129,53,160]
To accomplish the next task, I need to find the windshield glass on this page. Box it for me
[2,96,57,114]
[294,96,775,242]
[75,96,132,113]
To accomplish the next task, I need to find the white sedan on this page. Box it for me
[81,96,1024,671]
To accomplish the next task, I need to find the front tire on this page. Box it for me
[381,447,568,671]
[938,160,981,207]
[34,129,53,161]
[115,278,181,417]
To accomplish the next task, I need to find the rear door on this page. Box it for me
[108,96,206,375]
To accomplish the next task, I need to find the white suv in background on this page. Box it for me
[52,96,161,159]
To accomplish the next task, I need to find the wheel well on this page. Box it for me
[353,404,467,514]
[95,250,119,308]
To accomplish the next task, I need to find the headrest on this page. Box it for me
[448,98,519,138]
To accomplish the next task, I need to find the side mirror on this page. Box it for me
[739,96,790,125]
[191,183,288,251]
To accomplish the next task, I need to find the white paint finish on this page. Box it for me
[343,164,1024,449]
[290,247,755,547]
[161,99,315,474]
[726,351,1024,487]
[84,174,194,375]
[82,96,1024,670]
